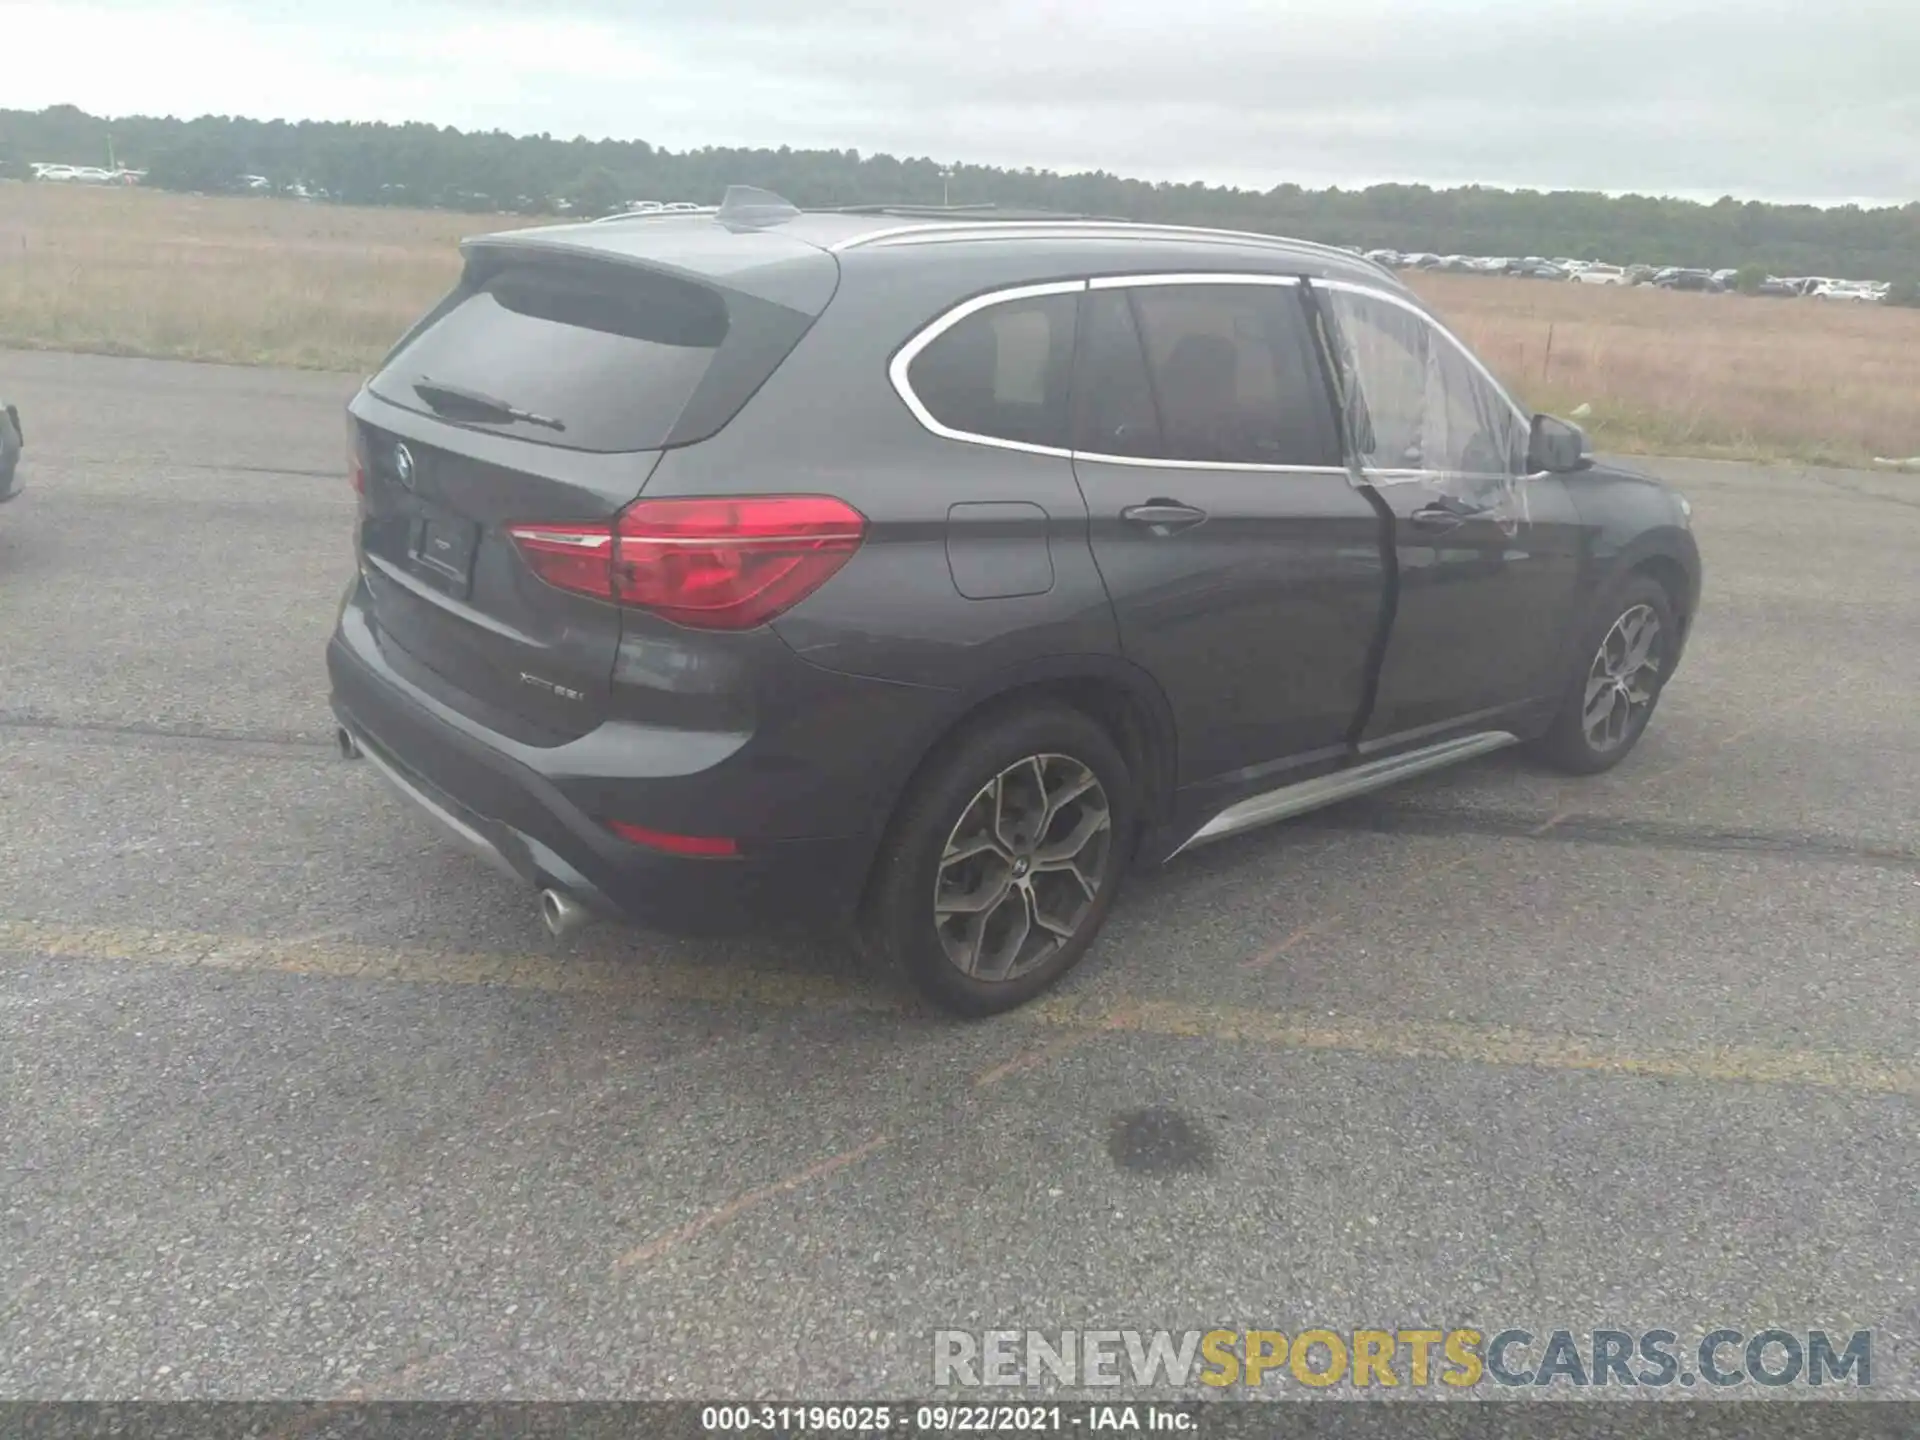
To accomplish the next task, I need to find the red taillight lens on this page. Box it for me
[350,457,365,495]
[604,820,739,857]
[509,496,866,631]
[504,523,617,600]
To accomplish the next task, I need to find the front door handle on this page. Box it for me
[1409,498,1486,530]
[1122,500,1207,531]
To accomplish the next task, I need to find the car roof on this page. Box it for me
[474,196,1409,295]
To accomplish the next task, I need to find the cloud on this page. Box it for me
[4,0,1915,204]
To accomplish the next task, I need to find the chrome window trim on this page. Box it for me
[1072,455,1350,475]
[891,273,1357,473]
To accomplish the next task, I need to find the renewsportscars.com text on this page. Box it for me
[932,1327,1873,1390]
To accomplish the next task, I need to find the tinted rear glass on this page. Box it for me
[1125,283,1342,467]
[907,292,1078,449]
[370,257,810,453]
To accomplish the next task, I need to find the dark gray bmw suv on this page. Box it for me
[328,188,1701,1014]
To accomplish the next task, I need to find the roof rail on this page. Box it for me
[832,217,1403,281]
[827,202,1126,222]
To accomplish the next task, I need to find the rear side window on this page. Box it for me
[1114,282,1342,467]
[905,292,1078,450]
[1072,292,1161,456]
[369,257,813,453]
[1074,283,1341,467]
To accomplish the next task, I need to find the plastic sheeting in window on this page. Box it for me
[1318,286,1532,531]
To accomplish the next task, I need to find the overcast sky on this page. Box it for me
[5,0,1916,207]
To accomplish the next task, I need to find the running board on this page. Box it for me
[1169,731,1520,857]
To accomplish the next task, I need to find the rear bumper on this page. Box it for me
[327,589,882,934]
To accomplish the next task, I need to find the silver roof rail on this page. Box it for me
[833,218,1400,283]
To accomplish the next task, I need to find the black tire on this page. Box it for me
[1530,573,1676,775]
[862,703,1137,1017]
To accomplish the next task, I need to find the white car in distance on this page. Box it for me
[1573,263,1631,285]
[1810,281,1882,302]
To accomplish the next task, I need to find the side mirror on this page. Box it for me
[1528,413,1591,473]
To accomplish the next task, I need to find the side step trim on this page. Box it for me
[1170,730,1519,857]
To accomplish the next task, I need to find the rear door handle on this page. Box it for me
[1121,501,1207,531]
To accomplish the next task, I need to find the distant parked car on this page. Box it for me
[1511,261,1570,280]
[1810,281,1881,302]
[1754,278,1798,297]
[1654,269,1716,292]
[1573,264,1630,286]
[0,402,21,505]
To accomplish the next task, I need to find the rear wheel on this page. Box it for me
[1530,574,1675,774]
[862,704,1136,1016]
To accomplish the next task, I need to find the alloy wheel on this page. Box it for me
[1582,603,1665,752]
[933,753,1113,982]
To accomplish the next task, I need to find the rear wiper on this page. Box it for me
[412,376,566,432]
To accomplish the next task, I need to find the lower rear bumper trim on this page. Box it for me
[348,723,525,885]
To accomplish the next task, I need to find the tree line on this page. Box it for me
[4,104,1917,282]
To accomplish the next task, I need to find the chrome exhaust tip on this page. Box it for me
[336,726,362,760]
[539,887,592,939]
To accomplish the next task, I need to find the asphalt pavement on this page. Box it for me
[2,347,1916,1401]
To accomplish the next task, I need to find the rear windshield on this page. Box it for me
[370,256,812,453]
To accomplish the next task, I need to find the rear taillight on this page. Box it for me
[507,495,866,631]
[502,524,617,600]
[348,418,365,496]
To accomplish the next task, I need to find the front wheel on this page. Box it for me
[1530,574,1676,775]
[862,704,1137,1016]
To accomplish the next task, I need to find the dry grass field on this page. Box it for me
[3,182,1918,465]
[0,183,473,371]
[1409,272,1920,466]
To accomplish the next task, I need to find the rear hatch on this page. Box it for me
[349,221,838,743]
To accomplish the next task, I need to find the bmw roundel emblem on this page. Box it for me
[393,442,416,490]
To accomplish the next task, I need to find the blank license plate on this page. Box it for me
[410,514,480,592]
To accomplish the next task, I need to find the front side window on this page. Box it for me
[1074,282,1340,467]
[905,291,1078,450]
[1318,287,1527,481]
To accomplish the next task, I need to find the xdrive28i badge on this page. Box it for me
[392,442,417,491]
